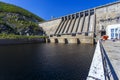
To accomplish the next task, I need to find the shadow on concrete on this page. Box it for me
[55,39,58,43]
[47,39,51,43]
[85,32,88,36]
[77,38,81,44]
[64,38,68,44]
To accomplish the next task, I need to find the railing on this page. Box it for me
[99,40,118,80]
[87,40,118,80]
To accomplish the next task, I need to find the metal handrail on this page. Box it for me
[99,40,119,80]
[87,40,118,80]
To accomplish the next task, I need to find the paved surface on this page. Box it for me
[102,40,120,78]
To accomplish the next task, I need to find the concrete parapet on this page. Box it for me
[61,35,72,38]
[57,38,65,43]
[87,40,105,80]
[67,38,78,43]
[77,36,94,44]
[81,38,93,44]
[49,38,56,43]
[48,35,94,44]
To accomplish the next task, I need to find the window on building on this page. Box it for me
[118,28,120,39]
[115,28,118,39]
[111,29,114,39]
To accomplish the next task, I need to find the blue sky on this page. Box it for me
[0,0,118,20]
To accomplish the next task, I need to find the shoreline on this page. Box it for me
[0,38,46,45]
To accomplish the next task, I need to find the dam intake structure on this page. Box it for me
[39,1,120,44]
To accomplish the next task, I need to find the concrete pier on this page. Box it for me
[82,11,89,35]
[49,35,94,44]
[59,16,69,34]
[88,14,95,36]
[77,13,85,33]
[49,38,56,43]
[55,17,65,34]
[63,16,72,34]
[72,14,80,33]
[57,38,65,43]
[67,15,76,33]
[66,38,78,43]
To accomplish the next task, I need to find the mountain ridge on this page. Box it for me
[0,1,45,35]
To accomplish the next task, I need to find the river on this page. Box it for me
[0,43,95,80]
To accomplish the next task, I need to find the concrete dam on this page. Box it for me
[39,1,120,44]
[39,2,120,79]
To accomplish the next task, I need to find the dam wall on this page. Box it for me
[39,19,61,36]
[96,1,120,39]
[39,1,120,44]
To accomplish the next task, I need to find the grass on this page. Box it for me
[0,33,46,39]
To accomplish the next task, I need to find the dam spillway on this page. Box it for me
[39,1,120,44]
[54,10,95,36]
[50,9,95,44]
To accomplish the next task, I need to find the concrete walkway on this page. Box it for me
[102,40,120,79]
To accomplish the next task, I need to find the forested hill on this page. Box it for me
[0,2,45,35]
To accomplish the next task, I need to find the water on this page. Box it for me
[0,43,95,80]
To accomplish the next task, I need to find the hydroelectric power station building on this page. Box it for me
[39,1,120,44]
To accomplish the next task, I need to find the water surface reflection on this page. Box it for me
[0,43,95,80]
